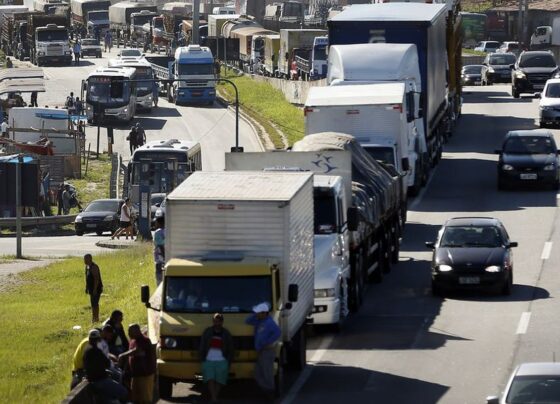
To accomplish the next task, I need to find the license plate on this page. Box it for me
[474,81,481,85]
[86,224,97,228]
[459,277,480,285]
[192,92,202,97]
[520,173,537,180]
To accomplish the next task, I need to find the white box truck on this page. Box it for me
[327,43,427,194]
[140,171,314,398]
[305,83,413,202]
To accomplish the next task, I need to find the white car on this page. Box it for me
[539,78,560,128]
[117,48,143,59]
[475,41,500,53]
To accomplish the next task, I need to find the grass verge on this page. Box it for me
[0,244,154,403]
[72,153,112,210]
[463,48,487,57]
[218,69,305,148]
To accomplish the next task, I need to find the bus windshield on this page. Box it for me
[88,11,109,21]
[131,151,191,193]
[87,76,131,105]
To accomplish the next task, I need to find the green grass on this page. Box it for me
[462,48,487,56]
[0,255,16,264]
[72,153,112,210]
[218,70,305,148]
[0,245,154,403]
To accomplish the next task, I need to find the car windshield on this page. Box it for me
[85,200,120,212]
[82,39,98,46]
[314,189,337,234]
[486,42,500,49]
[120,49,141,57]
[506,375,560,403]
[545,83,560,98]
[490,54,516,65]
[508,43,519,50]
[164,276,272,313]
[464,65,482,74]
[151,194,165,205]
[440,226,503,248]
[519,54,557,68]
[504,136,556,154]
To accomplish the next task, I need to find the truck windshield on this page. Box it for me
[165,276,272,313]
[132,15,153,26]
[313,45,327,61]
[178,63,214,75]
[363,146,396,166]
[153,18,163,29]
[37,30,68,41]
[89,11,109,21]
[314,189,337,234]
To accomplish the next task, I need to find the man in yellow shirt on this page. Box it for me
[71,335,91,389]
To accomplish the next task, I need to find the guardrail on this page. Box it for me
[0,214,76,227]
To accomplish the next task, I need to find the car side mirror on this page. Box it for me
[509,64,514,69]
[155,203,161,207]
[494,149,502,154]
[509,241,518,248]
[347,206,358,232]
[425,241,435,249]
[535,92,541,98]
[141,284,150,306]
[482,62,487,66]
[486,396,499,404]
[288,284,298,303]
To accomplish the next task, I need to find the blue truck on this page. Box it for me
[145,45,216,106]
[328,3,456,167]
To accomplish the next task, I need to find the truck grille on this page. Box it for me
[185,79,208,88]
[163,336,255,351]
[46,44,63,55]
[527,72,552,85]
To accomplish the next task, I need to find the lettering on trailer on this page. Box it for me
[310,153,338,174]
[369,29,386,43]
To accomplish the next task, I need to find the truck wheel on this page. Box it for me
[274,347,285,397]
[431,280,444,297]
[382,236,392,274]
[158,376,173,400]
[391,230,400,264]
[369,244,384,283]
[286,326,306,371]
[349,250,364,312]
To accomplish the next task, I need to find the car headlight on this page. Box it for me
[163,337,177,348]
[123,108,128,113]
[488,67,495,73]
[75,215,82,223]
[104,215,113,221]
[38,51,45,56]
[515,71,526,79]
[314,288,336,298]
[485,265,502,273]
[502,164,514,171]
[438,264,453,272]
[541,105,553,111]
[544,164,556,171]
[65,51,72,55]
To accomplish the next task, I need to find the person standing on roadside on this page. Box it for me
[62,184,72,214]
[119,324,156,404]
[127,125,137,154]
[135,122,146,148]
[200,313,233,403]
[84,254,103,323]
[73,41,81,66]
[1,118,8,137]
[111,198,132,240]
[30,91,38,107]
[104,30,112,52]
[153,216,165,286]
[245,302,281,398]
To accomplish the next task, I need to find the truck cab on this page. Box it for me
[309,36,328,79]
[171,45,216,105]
[34,23,72,66]
[130,9,157,40]
[531,26,552,49]
[86,10,109,37]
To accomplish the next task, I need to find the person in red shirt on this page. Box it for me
[118,324,155,404]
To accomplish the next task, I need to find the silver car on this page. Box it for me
[487,362,560,404]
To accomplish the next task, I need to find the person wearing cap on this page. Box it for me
[83,329,128,401]
[118,323,156,404]
[199,313,234,403]
[245,302,281,396]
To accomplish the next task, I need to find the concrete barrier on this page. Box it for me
[251,75,327,105]
[60,380,97,404]
[0,214,76,227]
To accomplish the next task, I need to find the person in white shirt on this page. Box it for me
[1,119,9,138]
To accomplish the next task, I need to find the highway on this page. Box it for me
[6,43,560,403]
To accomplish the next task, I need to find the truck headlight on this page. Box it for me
[314,288,336,298]
[163,337,177,348]
[485,265,502,273]
[487,67,495,73]
[65,51,72,55]
[104,215,113,221]
[515,71,526,79]
[38,51,45,56]
[544,164,556,171]
[438,264,453,272]
[502,164,514,171]
[75,215,82,223]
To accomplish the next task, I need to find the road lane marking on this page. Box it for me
[280,335,334,404]
[516,312,531,334]
[541,242,553,260]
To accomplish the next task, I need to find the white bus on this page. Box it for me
[108,58,156,112]
[84,66,137,123]
[127,139,202,202]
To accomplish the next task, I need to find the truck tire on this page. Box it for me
[382,235,392,274]
[369,243,384,284]
[391,228,400,264]
[286,326,306,371]
[349,250,364,312]
[274,347,286,397]
[158,376,173,399]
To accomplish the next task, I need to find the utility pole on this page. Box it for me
[518,0,523,43]
[15,154,22,258]
[192,0,200,45]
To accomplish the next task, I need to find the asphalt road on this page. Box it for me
[159,85,560,404]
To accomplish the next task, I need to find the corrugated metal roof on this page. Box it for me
[330,3,447,23]
[492,0,560,12]
[305,83,405,107]
[168,171,313,201]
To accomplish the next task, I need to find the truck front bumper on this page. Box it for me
[38,55,72,64]
[158,359,256,382]
[176,87,216,105]
[137,94,153,109]
[309,297,340,325]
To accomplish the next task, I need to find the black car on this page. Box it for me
[511,51,558,98]
[496,129,560,190]
[481,52,516,85]
[461,65,483,86]
[74,198,123,236]
[426,217,517,296]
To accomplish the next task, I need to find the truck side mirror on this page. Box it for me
[401,157,410,172]
[141,284,150,305]
[347,206,358,231]
[288,284,298,303]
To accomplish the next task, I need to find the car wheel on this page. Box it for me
[96,230,104,236]
[76,230,84,236]
[539,121,547,128]
[512,87,520,98]
[432,280,444,297]
[501,272,513,296]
